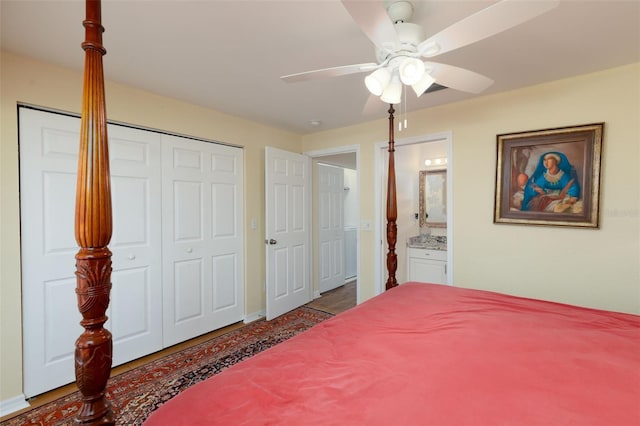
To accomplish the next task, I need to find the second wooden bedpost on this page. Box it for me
[385,105,398,290]
[74,0,115,424]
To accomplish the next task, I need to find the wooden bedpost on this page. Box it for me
[385,105,398,290]
[74,0,115,424]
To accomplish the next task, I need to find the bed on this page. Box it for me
[72,1,640,425]
[144,282,640,425]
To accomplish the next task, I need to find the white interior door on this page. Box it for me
[318,164,345,293]
[162,135,244,346]
[19,107,163,397]
[265,147,311,320]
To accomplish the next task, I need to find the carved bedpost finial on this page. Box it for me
[386,104,398,290]
[74,0,115,424]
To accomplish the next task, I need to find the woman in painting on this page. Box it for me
[521,151,581,213]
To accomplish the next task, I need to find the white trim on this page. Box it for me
[374,140,386,296]
[0,394,30,417]
[303,145,362,304]
[445,132,454,285]
[304,154,313,305]
[18,103,243,149]
[243,311,265,324]
[304,144,359,159]
[374,131,454,292]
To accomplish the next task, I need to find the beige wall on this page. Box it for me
[0,51,301,402]
[2,50,638,404]
[303,62,640,316]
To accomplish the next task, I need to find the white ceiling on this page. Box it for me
[1,0,639,135]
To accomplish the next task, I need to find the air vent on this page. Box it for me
[424,83,447,94]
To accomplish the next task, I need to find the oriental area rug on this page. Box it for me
[2,306,332,426]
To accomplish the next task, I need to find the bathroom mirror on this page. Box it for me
[419,169,447,228]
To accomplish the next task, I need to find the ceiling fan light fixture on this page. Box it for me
[411,71,436,97]
[380,74,402,104]
[364,68,391,96]
[398,57,425,85]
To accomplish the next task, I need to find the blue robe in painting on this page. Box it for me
[521,151,580,212]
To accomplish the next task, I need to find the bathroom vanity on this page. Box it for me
[406,235,447,284]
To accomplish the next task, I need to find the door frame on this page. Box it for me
[374,131,454,295]
[304,145,360,304]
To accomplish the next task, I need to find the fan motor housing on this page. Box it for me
[385,0,414,23]
[376,22,425,63]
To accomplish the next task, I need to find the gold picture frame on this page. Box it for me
[494,123,604,228]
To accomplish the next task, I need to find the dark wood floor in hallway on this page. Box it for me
[306,280,357,315]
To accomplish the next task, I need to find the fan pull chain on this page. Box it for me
[398,86,403,131]
[398,85,408,132]
[403,85,408,130]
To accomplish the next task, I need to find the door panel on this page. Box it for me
[174,181,204,241]
[212,253,238,309]
[174,259,204,323]
[318,164,345,293]
[43,278,78,365]
[162,135,244,346]
[274,247,289,298]
[110,268,151,341]
[265,147,311,320]
[103,124,163,365]
[292,244,306,291]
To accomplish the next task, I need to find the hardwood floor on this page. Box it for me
[2,280,357,422]
[306,280,357,315]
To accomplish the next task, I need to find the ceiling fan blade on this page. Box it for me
[425,62,494,94]
[341,0,399,50]
[281,63,378,83]
[362,93,386,116]
[418,0,559,57]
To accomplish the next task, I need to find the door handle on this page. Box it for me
[265,239,277,245]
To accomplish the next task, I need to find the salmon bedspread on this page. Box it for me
[145,283,640,425]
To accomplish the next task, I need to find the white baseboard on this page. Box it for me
[0,394,30,417]
[244,310,265,323]
[313,290,321,299]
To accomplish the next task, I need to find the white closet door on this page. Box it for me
[107,124,163,364]
[161,135,244,346]
[19,108,163,397]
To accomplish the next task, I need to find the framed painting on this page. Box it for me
[494,123,604,228]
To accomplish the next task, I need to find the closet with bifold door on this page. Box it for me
[19,106,244,397]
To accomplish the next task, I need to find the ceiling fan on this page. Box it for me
[281,0,559,105]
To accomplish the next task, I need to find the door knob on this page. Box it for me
[265,239,277,245]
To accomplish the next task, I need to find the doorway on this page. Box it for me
[306,146,359,308]
[374,132,453,294]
